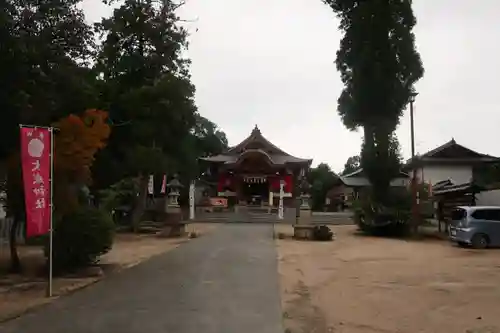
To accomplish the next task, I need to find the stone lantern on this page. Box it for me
[293,177,315,239]
[166,175,183,210]
[299,178,311,210]
[159,175,185,238]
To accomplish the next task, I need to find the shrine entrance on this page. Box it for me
[199,125,312,219]
[241,175,269,206]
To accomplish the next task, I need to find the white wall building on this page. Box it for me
[405,139,498,186]
[411,165,473,186]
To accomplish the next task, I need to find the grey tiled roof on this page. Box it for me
[340,176,370,187]
[404,139,499,168]
[200,152,310,165]
[199,125,312,165]
[339,176,408,187]
[339,168,409,187]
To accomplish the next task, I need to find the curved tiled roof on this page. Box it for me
[404,139,499,168]
[339,168,409,187]
[200,125,312,165]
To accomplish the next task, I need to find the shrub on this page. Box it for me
[352,188,412,237]
[312,225,333,241]
[47,207,115,273]
[98,178,138,214]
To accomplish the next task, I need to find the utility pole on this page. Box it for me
[410,92,419,234]
[410,97,416,158]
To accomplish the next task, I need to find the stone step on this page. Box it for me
[188,211,354,225]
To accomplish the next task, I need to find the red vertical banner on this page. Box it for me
[20,127,52,237]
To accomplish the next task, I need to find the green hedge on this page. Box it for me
[46,207,115,273]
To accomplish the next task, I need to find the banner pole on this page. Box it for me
[47,127,54,297]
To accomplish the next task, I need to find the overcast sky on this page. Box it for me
[81,0,500,173]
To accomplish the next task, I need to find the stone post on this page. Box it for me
[298,178,311,225]
[268,190,273,214]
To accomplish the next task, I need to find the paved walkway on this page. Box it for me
[0,224,284,333]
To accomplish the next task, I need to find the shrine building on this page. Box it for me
[199,125,312,208]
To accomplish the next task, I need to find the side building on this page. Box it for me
[326,168,409,211]
[404,138,499,186]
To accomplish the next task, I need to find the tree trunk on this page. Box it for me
[9,217,22,273]
[130,175,149,233]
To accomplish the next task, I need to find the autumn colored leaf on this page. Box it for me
[53,109,111,185]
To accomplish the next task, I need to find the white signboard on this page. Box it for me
[278,181,284,220]
[148,175,154,195]
[189,182,195,220]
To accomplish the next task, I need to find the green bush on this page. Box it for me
[312,225,333,241]
[47,208,115,273]
[98,178,139,213]
[352,188,412,237]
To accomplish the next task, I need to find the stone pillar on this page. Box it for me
[298,193,312,225]
[268,190,273,213]
[298,178,311,225]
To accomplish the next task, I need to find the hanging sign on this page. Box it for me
[20,127,52,237]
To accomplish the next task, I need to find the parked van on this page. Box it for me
[449,206,500,249]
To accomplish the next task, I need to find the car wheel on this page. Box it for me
[471,233,489,249]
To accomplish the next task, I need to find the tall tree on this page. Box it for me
[176,114,229,204]
[95,0,197,230]
[474,163,500,186]
[0,0,95,272]
[325,0,424,204]
[192,114,229,157]
[308,163,339,211]
[0,0,96,160]
[178,114,228,180]
[53,109,111,213]
[341,155,361,175]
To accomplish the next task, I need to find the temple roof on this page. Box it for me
[200,125,312,166]
[405,139,499,168]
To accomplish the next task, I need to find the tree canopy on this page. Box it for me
[0,0,96,160]
[341,155,361,175]
[53,110,111,213]
[308,163,339,211]
[0,0,230,269]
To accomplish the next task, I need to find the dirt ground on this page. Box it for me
[0,223,218,322]
[275,224,500,333]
